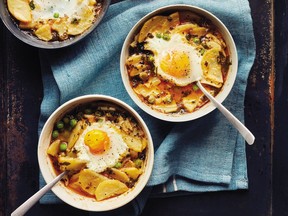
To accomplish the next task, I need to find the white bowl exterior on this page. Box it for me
[120,4,238,122]
[38,95,154,211]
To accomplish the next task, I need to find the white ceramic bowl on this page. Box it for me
[38,94,154,211]
[120,4,238,122]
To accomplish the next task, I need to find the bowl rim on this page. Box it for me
[120,4,238,122]
[38,94,154,211]
[0,0,111,49]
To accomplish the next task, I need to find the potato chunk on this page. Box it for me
[123,135,143,152]
[95,179,129,201]
[52,18,68,40]
[182,96,200,113]
[7,0,32,22]
[138,16,168,42]
[67,120,87,150]
[67,6,94,35]
[19,21,37,29]
[109,168,130,183]
[121,167,142,180]
[78,169,108,195]
[47,139,61,157]
[68,173,82,191]
[152,101,178,113]
[35,24,53,41]
[201,48,223,88]
[58,157,87,171]
[166,12,180,29]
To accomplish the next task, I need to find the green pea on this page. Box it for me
[193,37,200,44]
[52,130,59,139]
[114,162,122,169]
[59,142,67,152]
[192,84,199,91]
[199,48,205,56]
[162,33,171,41]
[56,121,64,129]
[53,12,59,18]
[134,159,143,168]
[156,33,162,38]
[148,55,154,62]
[63,117,70,124]
[70,119,77,128]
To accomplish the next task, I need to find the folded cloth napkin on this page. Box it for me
[38,0,255,215]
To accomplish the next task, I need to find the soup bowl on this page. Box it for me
[38,94,154,211]
[120,4,238,122]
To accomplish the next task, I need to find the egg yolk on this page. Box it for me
[84,129,110,154]
[160,50,190,78]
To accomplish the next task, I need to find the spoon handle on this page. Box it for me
[11,172,66,216]
[197,81,255,145]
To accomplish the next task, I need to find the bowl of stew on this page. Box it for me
[0,0,110,48]
[120,4,238,122]
[38,94,154,211]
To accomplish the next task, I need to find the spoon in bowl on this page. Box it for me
[196,80,255,145]
[190,68,255,145]
[11,171,67,216]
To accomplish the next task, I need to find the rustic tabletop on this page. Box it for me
[1,0,287,215]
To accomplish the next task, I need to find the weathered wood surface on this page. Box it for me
[1,0,286,215]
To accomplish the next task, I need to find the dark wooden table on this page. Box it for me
[1,0,287,215]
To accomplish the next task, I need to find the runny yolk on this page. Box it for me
[84,129,110,154]
[160,50,190,78]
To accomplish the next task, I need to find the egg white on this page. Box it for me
[31,0,92,21]
[74,121,129,173]
[145,33,203,86]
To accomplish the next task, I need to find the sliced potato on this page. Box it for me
[144,77,161,88]
[78,169,108,195]
[52,18,68,40]
[182,96,199,112]
[138,16,168,42]
[69,173,82,191]
[123,135,143,152]
[7,0,32,22]
[67,6,94,35]
[190,27,208,37]
[122,159,136,168]
[141,138,147,151]
[134,84,161,98]
[121,167,142,180]
[109,168,130,183]
[166,12,180,29]
[19,21,37,29]
[34,24,53,41]
[83,114,96,122]
[152,101,178,113]
[70,172,81,183]
[88,0,96,5]
[126,54,143,65]
[58,157,87,171]
[95,179,129,201]
[67,120,87,150]
[173,23,198,34]
[201,48,223,87]
[69,181,82,191]
[47,139,61,157]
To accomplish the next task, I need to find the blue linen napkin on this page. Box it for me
[38,0,255,215]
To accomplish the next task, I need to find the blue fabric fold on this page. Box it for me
[38,0,255,215]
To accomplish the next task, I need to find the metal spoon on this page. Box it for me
[11,171,67,216]
[196,81,255,145]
